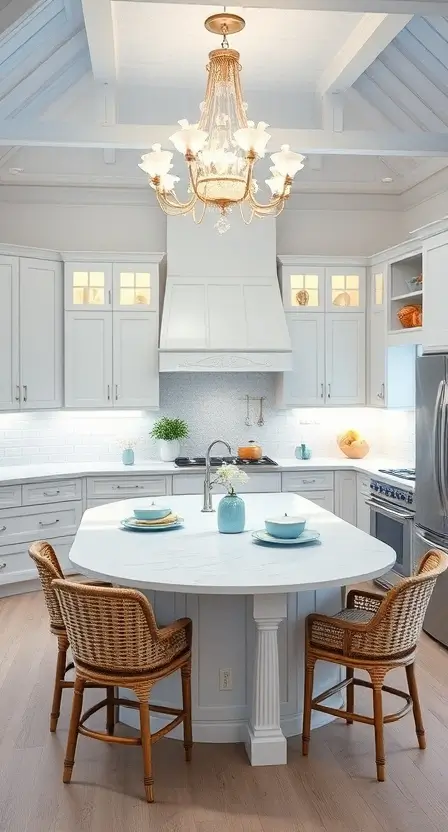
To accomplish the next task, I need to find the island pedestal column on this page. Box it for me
[244,593,288,766]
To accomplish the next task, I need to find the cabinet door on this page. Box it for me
[65,312,113,408]
[282,314,325,406]
[296,490,334,512]
[64,263,112,311]
[281,267,325,312]
[369,309,386,407]
[0,256,19,411]
[325,313,365,405]
[325,267,366,312]
[422,232,448,352]
[112,264,158,312]
[19,258,63,410]
[357,490,371,534]
[112,312,159,408]
[334,471,357,526]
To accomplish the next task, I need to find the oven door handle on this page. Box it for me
[365,498,414,521]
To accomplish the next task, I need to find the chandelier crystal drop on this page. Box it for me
[138,12,305,233]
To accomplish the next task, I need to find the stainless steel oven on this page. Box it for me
[367,477,415,589]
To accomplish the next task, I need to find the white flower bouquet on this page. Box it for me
[212,463,249,496]
[117,437,138,451]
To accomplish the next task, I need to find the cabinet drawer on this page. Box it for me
[282,471,334,492]
[298,490,334,512]
[22,479,82,505]
[0,502,82,547]
[0,485,22,509]
[87,476,169,499]
[0,536,75,586]
[172,473,281,495]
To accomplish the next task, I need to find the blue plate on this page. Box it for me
[252,529,320,546]
[120,517,184,532]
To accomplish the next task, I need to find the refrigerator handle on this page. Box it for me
[433,380,445,511]
[415,526,448,554]
[441,381,448,514]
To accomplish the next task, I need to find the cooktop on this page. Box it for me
[378,468,415,481]
[174,456,278,468]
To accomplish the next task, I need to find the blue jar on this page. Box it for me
[218,494,245,534]
[295,443,312,460]
[122,448,134,466]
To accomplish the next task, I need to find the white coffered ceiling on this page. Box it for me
[0,0,447,201]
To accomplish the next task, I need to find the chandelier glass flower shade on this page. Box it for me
[138,12,305,233]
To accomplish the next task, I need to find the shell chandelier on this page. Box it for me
[138,12,305,233]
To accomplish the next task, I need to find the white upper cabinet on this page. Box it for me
[65,312,113,409]
[422,230,448,353]
[325,314,365,405]
[0,254,62,412]
[112,264,158,312]
[0,256,19,411]
[19,259,63,410]
[280,268,326,312]
[64,263,112,311]
[280,314,325,406]
[113,313,159,408]
[325,267,366,312]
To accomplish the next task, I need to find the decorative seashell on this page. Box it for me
[296,289,309,306]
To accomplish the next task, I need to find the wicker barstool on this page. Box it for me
[28,541,111,733]
[52,579,192,804]
[302,550,448,782]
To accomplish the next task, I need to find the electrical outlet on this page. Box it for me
[219,669,232,691]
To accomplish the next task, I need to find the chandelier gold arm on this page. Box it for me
[154,188,198,216]
[246,174,293,214]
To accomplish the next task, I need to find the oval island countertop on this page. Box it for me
[69,492,395,594]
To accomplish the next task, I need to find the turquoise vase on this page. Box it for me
[218,493,245,534]
[122,448,134,466]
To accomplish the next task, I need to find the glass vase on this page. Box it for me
[122,448,134,466]
[217,494,245,534]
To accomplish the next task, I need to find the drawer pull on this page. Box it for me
[0,562,6,570]
[113,484,142,490]
[43,490,61,497]
[0,525,6,532]
[38,518,60,527]
[302,479,316,484]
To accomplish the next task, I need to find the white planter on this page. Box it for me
[159,439,180,462]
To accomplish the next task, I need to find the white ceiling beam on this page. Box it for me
[117,0,448,13]
[366,59,448,129]
[81,0,116,81]
[1,121,448,155]
[319,13,412,95]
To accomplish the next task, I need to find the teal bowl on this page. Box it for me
[265,515,306,539]
[133,504,171,521]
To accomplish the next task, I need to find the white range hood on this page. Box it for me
[159,214,292,372]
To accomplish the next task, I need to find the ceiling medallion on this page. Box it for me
[138,13,305,233]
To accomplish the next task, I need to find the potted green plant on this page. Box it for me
[150,417,189,462]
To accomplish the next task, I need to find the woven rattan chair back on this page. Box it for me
[29,541,66,633]
[350,550,448,661]
[52,580,188,673]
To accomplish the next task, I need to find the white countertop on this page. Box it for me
[69,493,395,595]
[0,456,415,487]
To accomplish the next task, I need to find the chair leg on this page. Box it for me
[302,657,315,757]
[406,663,426,750]
[106,686,115,736]
[181,660,193,762]
[370,673,386,782]
[50,635,69,732]
[139,701,154,803]
[63,675,85,784]
[346,667,354,725]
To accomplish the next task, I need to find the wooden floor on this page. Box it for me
[2,592,448,832]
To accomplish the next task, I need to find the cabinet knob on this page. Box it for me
[327,383,331,399]
[115,384,119,401]
[0,562,6,570]
[23,385,27,402]
[320,383,324,398]
[0,525,6,532]
[107,384,111,401]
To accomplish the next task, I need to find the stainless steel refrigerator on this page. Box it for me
[415,352,448,646]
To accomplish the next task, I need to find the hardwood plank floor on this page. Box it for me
[1,590,448,832]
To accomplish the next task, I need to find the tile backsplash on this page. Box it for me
[0,374,415,465]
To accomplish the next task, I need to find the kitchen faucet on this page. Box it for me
[202,439,232,512]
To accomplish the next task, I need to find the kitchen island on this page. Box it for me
[69,492,395,766]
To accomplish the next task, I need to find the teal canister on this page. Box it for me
[217,494,246,534]
[122,448,135,465]
[295,443,312,460]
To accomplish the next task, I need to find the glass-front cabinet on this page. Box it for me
[64,258,161,312]
[279,262,366,313]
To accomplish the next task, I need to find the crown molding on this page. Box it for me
[0,242,61,259]
[59,250,165,262]
[277,254,369,266]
